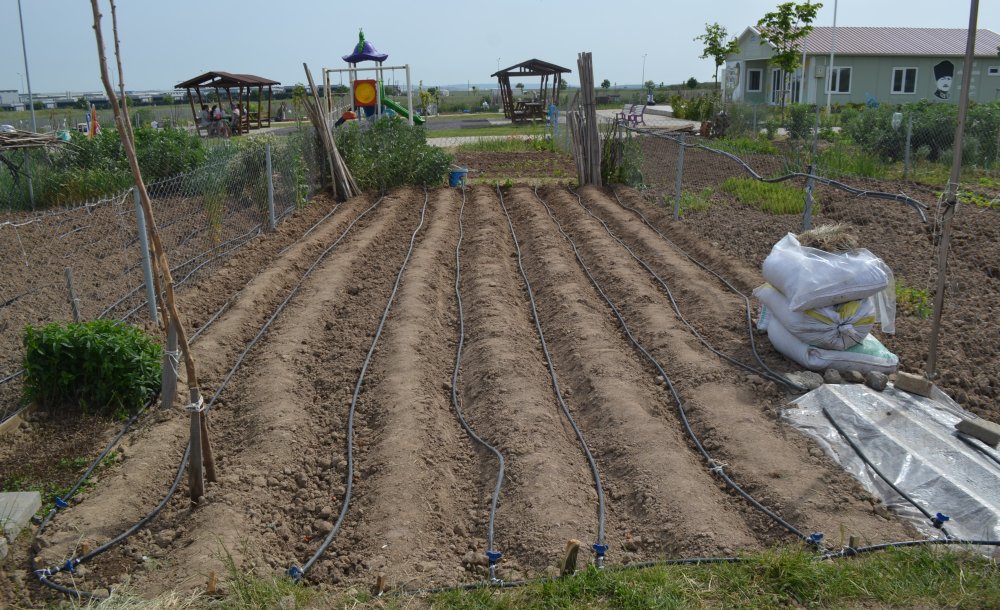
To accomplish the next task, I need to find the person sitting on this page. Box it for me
[198,104,211,135]
[230,104,243,135]
[209,104,230,138]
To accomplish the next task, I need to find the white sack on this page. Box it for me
[766,316,898,374]
[754,283,876,351]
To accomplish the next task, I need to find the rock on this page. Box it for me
[843,370,865,384]
[319,506,333,519]
[823,369,843,385]
[0,537,7,560]
[295,473,308,488]
[155,529,176,547]
[654,376,664,386]
[785,371,824,391]
[314,520,334,535]
[865,372,889,392]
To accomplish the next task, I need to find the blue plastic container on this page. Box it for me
[449,167,468,187]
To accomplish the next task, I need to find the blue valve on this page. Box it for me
[808,532,824,546]
[486,551,502,565]
[932,513,950,528]
[63,559,76,573]
[287,565,302,581]
[592,543,608,557]
[55,497,69,509]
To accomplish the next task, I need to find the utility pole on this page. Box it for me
[641,53,647,88]
[825,0,838,115]
[17,0,36,208]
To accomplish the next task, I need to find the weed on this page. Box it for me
[711,136,779,156]
[896,278,932,319]
[722,177,813,215]
[455,136,557,153]
[667,187,716,217]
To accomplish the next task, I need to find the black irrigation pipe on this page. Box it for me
[496,185,609,566]
[608,187,805,393]
[530,186,812,545]
[576,186,805,393]
[290,189,431,583]
[956,433,1000,469]
[820,406,954,538]
[634,127,929,222]
[32,196,377,599]
[451,186,507,583]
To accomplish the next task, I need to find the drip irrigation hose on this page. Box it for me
[608,186,805,393]
[32,196,381,598]
[291,189,431,583]
[531,186,811,544]
[632,128,929,222]
[451,186,507,583]
[574,186,805,393]
[956,433,1000,469]
[496,185,609,566]
[820,406,954,538]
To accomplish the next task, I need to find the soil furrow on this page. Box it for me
[504,186,760,562]
[457,186,599,579]
[552,185,915,546]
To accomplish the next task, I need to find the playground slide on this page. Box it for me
[380,94,425,125]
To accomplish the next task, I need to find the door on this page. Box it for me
[770,68,783,105]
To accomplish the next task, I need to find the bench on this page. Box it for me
[616,103,634,123]
[627,104,647,127]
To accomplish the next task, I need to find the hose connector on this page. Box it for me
[487,550,503,584]
[808,532,824,548]
[63,559,77,574]
[55,497,69,509]
[593,543,608,569]
[287,565,303,582]
[932,512,950,529]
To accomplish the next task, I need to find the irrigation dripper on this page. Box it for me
[932,513,950,529]
[487,550,503,583]
[593,543,609,569]
[287,565,303,583]
[808,532,825,548]
[55,497,69,509]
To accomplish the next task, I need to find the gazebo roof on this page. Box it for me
[174,71,280,89]
[342,30,388,64]
[491,59,572,78]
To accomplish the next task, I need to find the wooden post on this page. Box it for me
[161,319,178,409]
[64,268,82,322]
[674,134,685,219]
[802,164,816,231]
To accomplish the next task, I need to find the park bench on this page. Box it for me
[616,103,634,123]
[627,104,647,127]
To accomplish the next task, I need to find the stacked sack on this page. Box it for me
[755,233,899,374]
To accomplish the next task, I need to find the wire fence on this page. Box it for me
[0,129,323,423]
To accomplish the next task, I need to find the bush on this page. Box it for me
[335,117,452,191]
[23,320,161,418]
[785,104,813,140]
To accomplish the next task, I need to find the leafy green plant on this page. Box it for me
[601,121,644,186]
[712,136,779,156]
[722,176,813,214]
[816,142,888,178]
[896,278,932,319]
[22,320,161,418]
[670,187,716,216]
[785,103,813,139]
[335,117,452,191]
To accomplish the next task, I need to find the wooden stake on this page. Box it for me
[560,539,581,577]
[64,268,82,322]
[206,570,218,595]
[374,573,386,596]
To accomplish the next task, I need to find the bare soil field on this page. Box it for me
[3,182,925,606]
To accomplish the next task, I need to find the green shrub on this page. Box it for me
[601,121,643,186]
[335,117,452,191]
[722,177,813,214]
[23,320,161,418]
[785,103,813,140]
[896,278,932,319]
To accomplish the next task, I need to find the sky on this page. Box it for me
[2,0,999,96]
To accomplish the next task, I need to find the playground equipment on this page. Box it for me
[323,30,424,126]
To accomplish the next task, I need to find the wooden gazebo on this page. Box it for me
[491,59,572,123]
[175,71,280,135]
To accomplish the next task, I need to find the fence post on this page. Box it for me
[133,187,159,325]
[903,113,913,181]
[161,319,178,409]
[673,134,685,220]
[265,142,276,231]
[64,268,81,322]
[802,164,815,231]
[752,105,758,136]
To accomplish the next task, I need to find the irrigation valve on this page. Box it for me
[592,543,609,569]
[808,532,825,547]
[287,565,303,582]
[932,513,950,529]
[487,550,503,583]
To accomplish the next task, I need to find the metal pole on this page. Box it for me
[189,388,204,503]
[133,187,159,324]
[927,0,979,379]
[673,134,685,220]
[17,0,36,208]
[802,164,815,231]
[265,142,276,231]
[904,113,913,181]
[825,0,838,115]
[405,64,414,125]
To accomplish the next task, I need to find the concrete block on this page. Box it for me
[956,418,1000,448]
[893,372,933,398]
[0,491,41,542]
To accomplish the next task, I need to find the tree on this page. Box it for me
[75,96,89,110]
[516,82,525,95]
[559,78,568,91]
[694,23,741,94]
[161,95,174,106]
[291,83,306,114]
[644,80,655,91]
[757,1,823,114]
[601,79,611,90]
[686,77,699,89]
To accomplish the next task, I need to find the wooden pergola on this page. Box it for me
[491,59,572,123]
[175,71,280,135]
[1,129,62,208]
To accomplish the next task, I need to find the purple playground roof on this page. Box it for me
[343,31,388,64]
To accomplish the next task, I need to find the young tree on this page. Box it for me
[686,77,699,89]
[559,77,568,90]
[756,1,823,114]
[694,23,740,94]
[601,78,611,90]
[516,82,525,95]
[291,83,306,114]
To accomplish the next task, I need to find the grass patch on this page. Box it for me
[667,187,717,217]
[816,143,889,179]
[711,136,779,156]
[896,278,932,319]
[722,177,813,215]
[428,124,551,139]
[454,136,557,153]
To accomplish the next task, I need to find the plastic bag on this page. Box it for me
[766,316,898,374]
[754,283,875,350]
[762,233,895,333]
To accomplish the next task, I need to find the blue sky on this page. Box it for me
[2,1,998,94]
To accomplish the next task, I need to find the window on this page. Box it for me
[827,67,851,93]
[747,69,762,92]
[891,67,917,94]
[989,66,1000,76]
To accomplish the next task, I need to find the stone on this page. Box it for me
[0,536,8,560]
[894,371,933,397]
[823,369,843,385]
[154,529,176,547]
[0,491,42,543]
[956,418,1000,447]
[314,520,334,535]
[842,370,865,384]
[865,372,889,392]
[785,371,824,391]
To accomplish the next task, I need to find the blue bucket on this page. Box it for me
[449,167,468,187]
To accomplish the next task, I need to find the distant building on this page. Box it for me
[0,89,20,105]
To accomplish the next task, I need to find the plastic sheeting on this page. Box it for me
[786,383,1000,542]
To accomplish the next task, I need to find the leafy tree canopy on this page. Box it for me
[695,23,741,83]
[757,1,823,74]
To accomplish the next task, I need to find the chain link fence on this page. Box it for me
[0,129,323,423]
